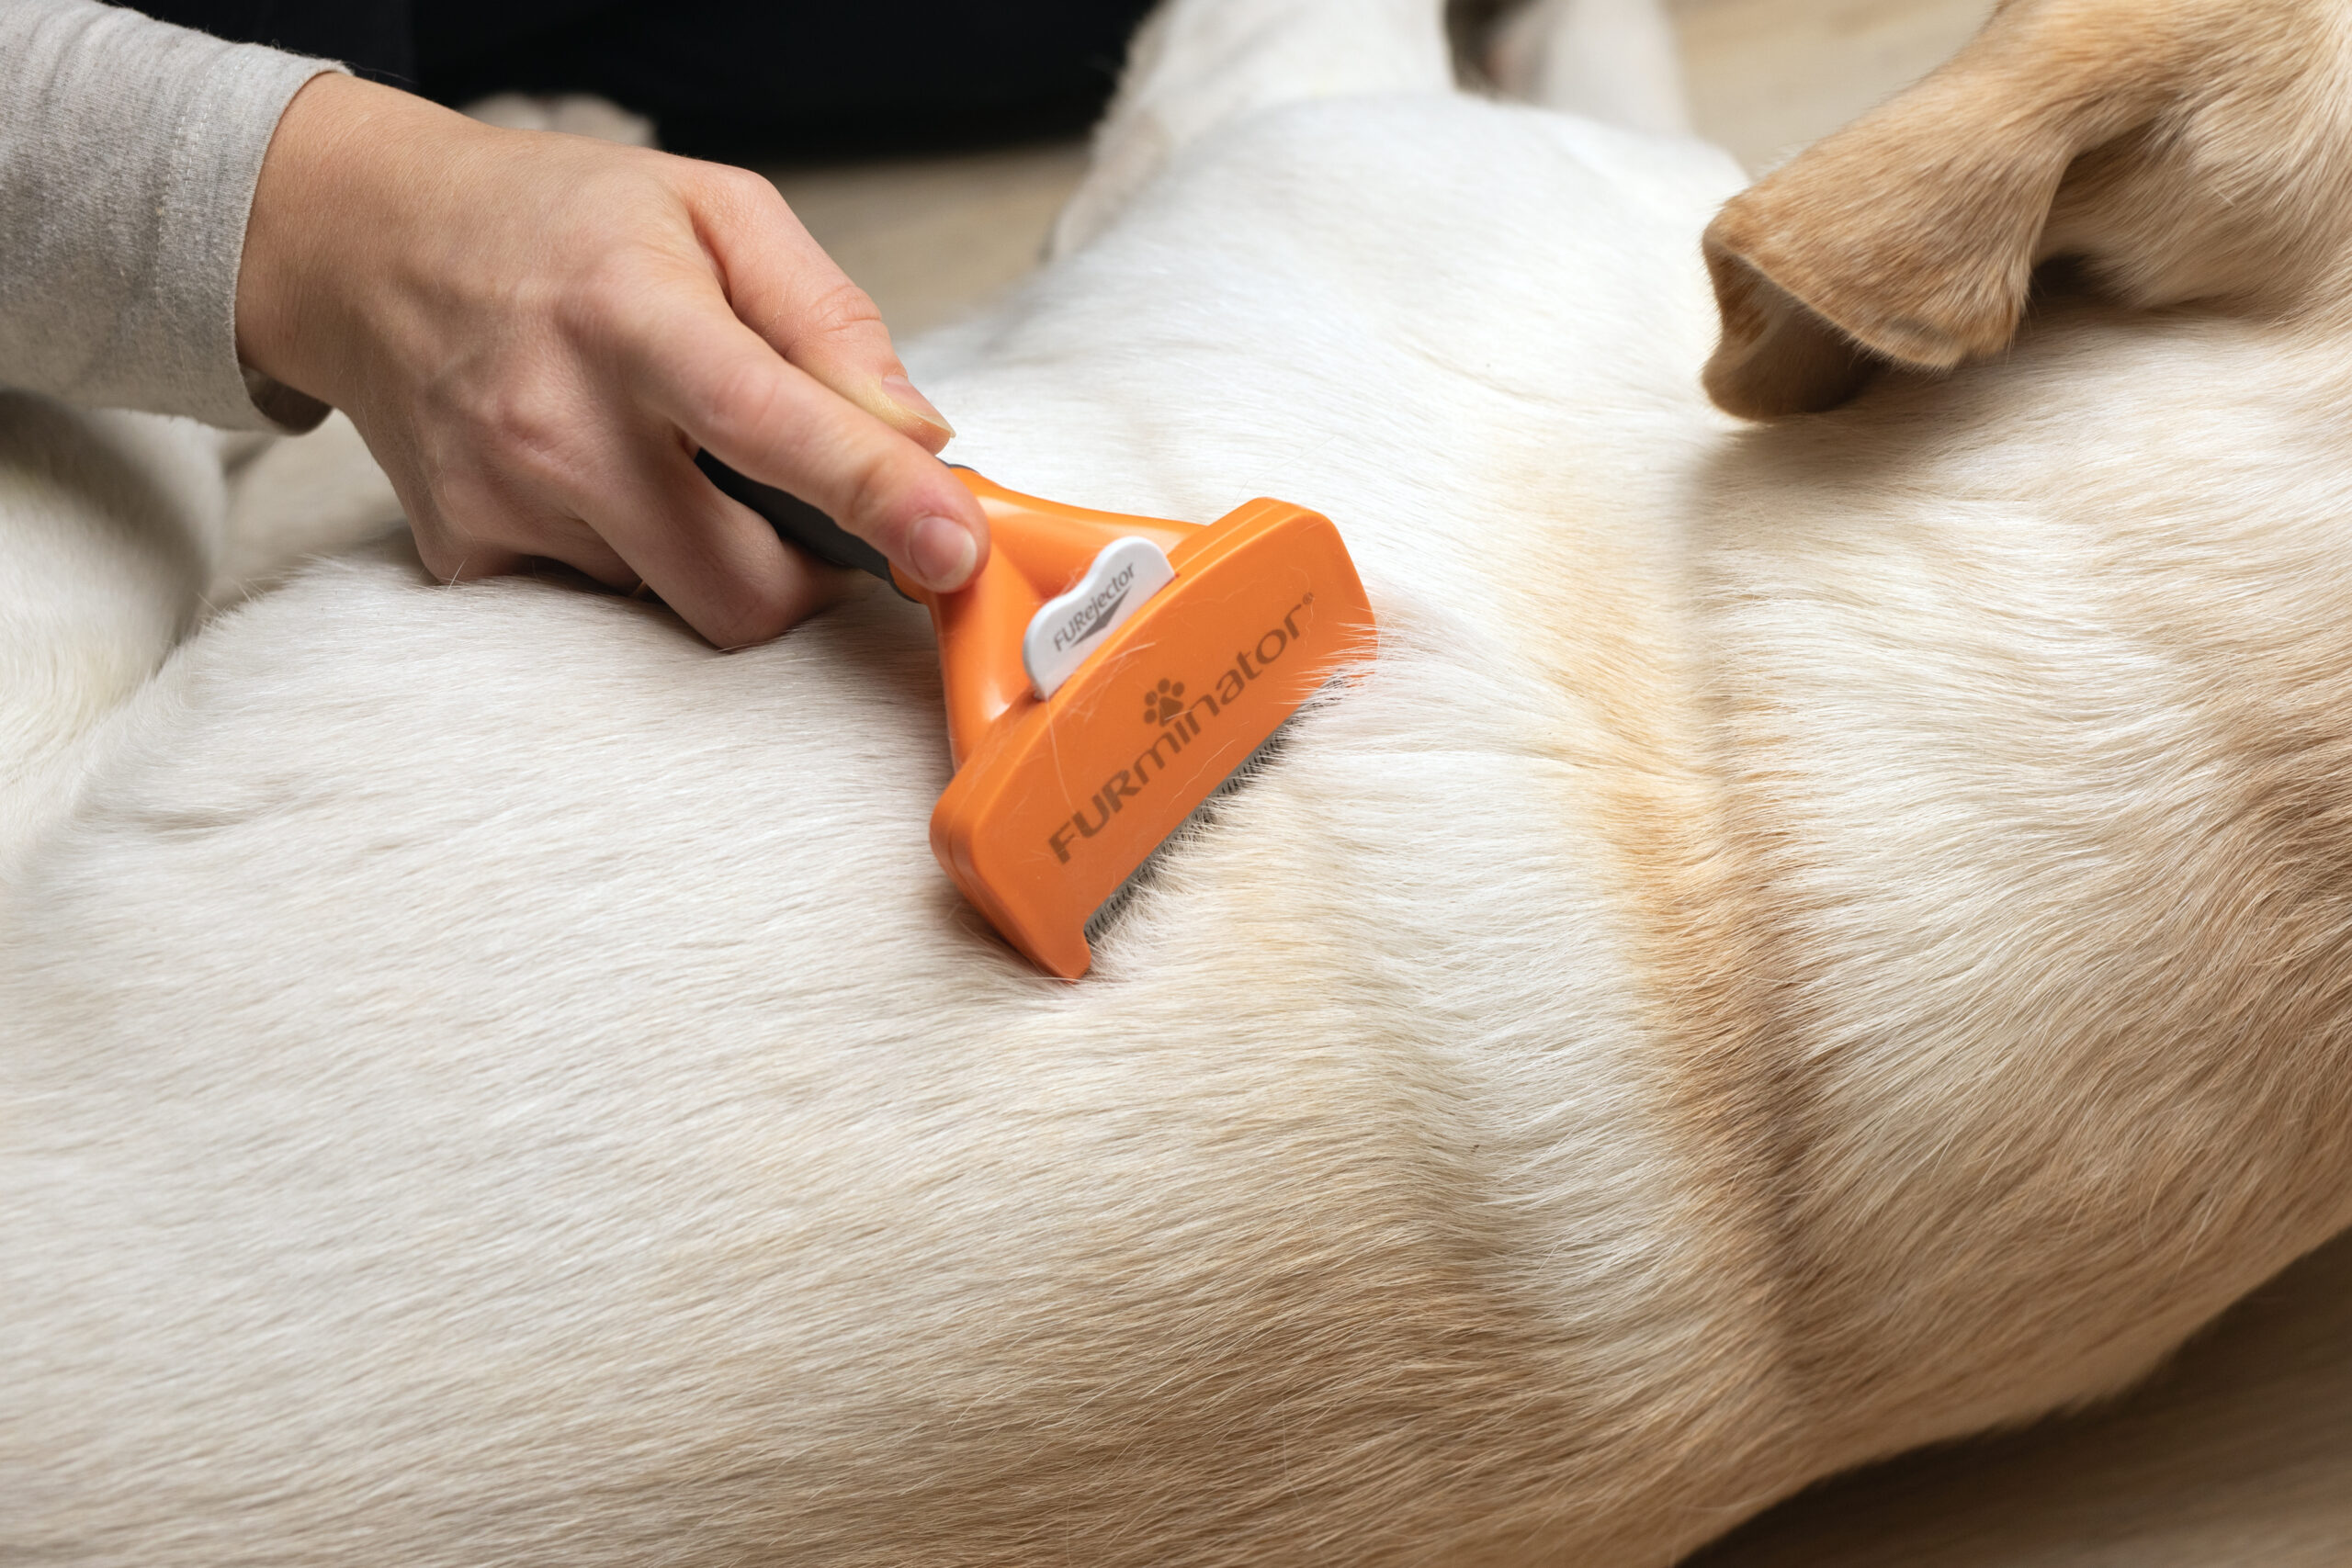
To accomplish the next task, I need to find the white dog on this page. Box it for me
[7,0,2352,1562]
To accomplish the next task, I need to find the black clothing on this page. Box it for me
[135,1,1156,155]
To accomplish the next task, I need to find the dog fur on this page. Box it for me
[6,0,2352,1562]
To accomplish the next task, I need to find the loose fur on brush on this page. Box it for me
[6,1,2352,1562]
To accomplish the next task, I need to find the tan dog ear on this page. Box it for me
[1702,0,2188,419]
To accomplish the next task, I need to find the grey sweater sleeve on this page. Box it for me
[0,0,343,431]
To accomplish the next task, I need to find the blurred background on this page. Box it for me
[772,0,1997,337]
[146,0,1996,336]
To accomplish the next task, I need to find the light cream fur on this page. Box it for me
[0,398,224,857]
[5,1,2352,1562]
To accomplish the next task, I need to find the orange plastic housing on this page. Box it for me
[902,471,1376,978]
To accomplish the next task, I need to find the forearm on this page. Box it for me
[0,0,340,429]
[6,3,986,642]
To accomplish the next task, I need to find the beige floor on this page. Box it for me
[1678,0,1989,165]
[765,0,1993,339]
[764,141,1092,342]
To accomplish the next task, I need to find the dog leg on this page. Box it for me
[0,394,225,862]
[1050,0,1454,254]
[209,412,406,607]
[1487,0,1692,136]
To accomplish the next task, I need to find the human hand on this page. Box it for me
[235,73,989,647]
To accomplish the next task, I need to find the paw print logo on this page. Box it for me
[1143,678,1186,726]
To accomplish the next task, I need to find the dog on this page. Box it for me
[7,0,2352,1562]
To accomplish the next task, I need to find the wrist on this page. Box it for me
[234,73,468,406]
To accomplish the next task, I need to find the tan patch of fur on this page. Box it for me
[1464,424,1832,1535]
[1702,0,2352,415]
[1692,339,2352,1471]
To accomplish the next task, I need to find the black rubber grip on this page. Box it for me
[696,450,895,584]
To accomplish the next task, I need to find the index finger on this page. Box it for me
[691,166,956,453]
[628,278,989,592]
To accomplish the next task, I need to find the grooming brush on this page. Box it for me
[701,454,1376,979]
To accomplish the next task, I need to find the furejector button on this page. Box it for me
[1021,536,1176,698]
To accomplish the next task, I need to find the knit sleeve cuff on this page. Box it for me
[0,0,344,431]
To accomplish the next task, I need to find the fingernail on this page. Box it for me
[908,513,978,591]
[880,375,956,439]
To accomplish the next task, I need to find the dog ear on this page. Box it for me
[1701,0,2189,419]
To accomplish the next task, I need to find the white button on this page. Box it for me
[1023,536,1177,698]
